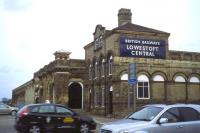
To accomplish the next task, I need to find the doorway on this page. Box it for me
[68,82,82,109]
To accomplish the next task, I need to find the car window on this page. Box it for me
[0,104,8,108]
[38,105,55,113]
[0,104,4,108]
[128,106,163,121]
[56,106,73,115]
[30,106,39,113]
[161,107,181,123]
[179,107,200,121]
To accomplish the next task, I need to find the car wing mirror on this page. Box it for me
[159,118,168,124]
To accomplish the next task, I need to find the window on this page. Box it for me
[153,75,164,81]
[56,106,73,115]
[30,106,39,113]
[95,62,98,78]
[179,107,200,121]
[189,76,200,83]
[101,88,105,107]
[39,105,54,113]
[174,76,186,82]
[121,74,128,80]
[137,75,150,99]
[89,64,92,80]
[101,59,105,77]
[0,104,8,108]
[161,107,181,123]
[129,106,163,121]
[108,56,113,75]
[94,89,98,107]
[94,36,104,50]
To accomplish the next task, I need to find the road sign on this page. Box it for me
[128,63,137,85]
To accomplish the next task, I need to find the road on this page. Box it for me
[0,115,103,133]
[0,115,17,133]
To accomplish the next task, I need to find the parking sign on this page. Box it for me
[128,63,137,85]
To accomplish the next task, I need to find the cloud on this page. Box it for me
[3,0,32,11]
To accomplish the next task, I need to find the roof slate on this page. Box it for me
[112,22,170,35]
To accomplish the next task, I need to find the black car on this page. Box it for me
[14,103,96,133]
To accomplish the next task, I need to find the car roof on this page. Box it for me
[145,104,200,112]
[26,103,66,107]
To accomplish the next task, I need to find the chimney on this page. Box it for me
[118,8,132,26]
[54,50,71,60]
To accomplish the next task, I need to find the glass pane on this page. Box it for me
[153,75,164,81]
[138,82,143,86]
[175,76,185,82]
[161,108,180,123]
[189,77,200,83]
[138,87,143,98]
[144,82,148,86]
[144,87,148,98]
[39,105,54,113]
[129,106,163,121]
[138,75,149,81]
[180,107,199,121]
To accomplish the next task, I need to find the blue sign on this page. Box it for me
[120,37,166,59]
[128,63,137,85]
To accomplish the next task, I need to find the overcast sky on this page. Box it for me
[0,0,200,100]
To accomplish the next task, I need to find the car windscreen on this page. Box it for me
[128,106,164,121]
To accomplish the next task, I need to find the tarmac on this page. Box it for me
[90,114,118,133]
[75,110,118,132]
[91,114,117,124]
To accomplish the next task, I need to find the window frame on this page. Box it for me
[137,75,150,99]
[108,56,113,76]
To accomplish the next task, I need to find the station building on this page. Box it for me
[12,8,200,117]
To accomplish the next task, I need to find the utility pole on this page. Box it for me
[128,63,137,111]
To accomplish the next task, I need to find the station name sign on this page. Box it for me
[120,37,166,59]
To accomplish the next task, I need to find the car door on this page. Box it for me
[54,105,77,132]
[28,105,57,131]
[0,104,10,114]
[152,107,187,133]
[178,107,200,133]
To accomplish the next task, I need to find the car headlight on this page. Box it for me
[118,129,130,133]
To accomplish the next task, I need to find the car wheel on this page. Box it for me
[79,123,89,133]
[11,110,17,116]
[29,125,41,133]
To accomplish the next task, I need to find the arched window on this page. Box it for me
[89,64,92,80]
[153,75,164,81]
[101,88,105,107]
[110,86,113,91]
[189,76,200,83]
[137,75,150,99]
[95,62,98,78]
[94,88,98,107]
[101,59,105,77]
[108,56,113,75]
[121,74,128,80]
[174,76,186,82]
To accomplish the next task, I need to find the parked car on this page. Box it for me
[14,103,96,133]
[0,103,19,116]
[100,104,200,133]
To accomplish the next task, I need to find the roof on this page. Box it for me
[111,22,170,35]
[84,22,170,49]
[145,104,200,112]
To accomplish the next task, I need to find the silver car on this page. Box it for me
[100,104,200,133]
[0,103,19,116]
